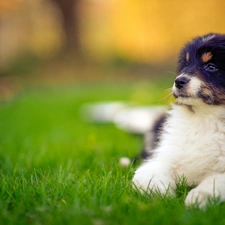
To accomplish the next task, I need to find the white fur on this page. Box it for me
[202,34,216,42]
[172,73,203,98]
[133,99,225,209]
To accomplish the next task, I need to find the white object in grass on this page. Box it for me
[119,157,131,167]
[113,106,167,134]
[80,102,131,123]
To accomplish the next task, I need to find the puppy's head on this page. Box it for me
[172,33,225,106]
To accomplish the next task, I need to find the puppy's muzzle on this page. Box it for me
[175,76,190,89]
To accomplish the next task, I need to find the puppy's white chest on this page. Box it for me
[161,105,225,183]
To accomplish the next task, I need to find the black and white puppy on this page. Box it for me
[133,33,225,209]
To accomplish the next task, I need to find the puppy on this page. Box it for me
[133,33,225,209]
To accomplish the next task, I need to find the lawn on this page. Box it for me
[0,81,224,225]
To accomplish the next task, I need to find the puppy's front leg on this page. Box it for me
[132,160,176,196]
[185,173,225,209]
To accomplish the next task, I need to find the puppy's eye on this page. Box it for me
[205,63,218,72]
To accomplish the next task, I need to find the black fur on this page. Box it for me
[133,113,167,162]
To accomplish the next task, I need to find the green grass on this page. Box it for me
[0,81,225,225]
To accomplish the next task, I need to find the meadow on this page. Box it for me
[0,81,225,225]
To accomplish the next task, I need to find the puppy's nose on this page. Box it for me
[175,76,189,89]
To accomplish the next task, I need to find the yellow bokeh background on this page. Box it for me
[107,0,225,63]
[1,0,225,65]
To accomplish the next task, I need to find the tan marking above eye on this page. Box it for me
[202,52,213,63]
[186,52,190,63]
[201,87,212,96]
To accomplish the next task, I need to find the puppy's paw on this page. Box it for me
[132,172,175,196]
[185,188,211,209]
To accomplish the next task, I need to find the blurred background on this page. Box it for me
[0,0,225,99]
